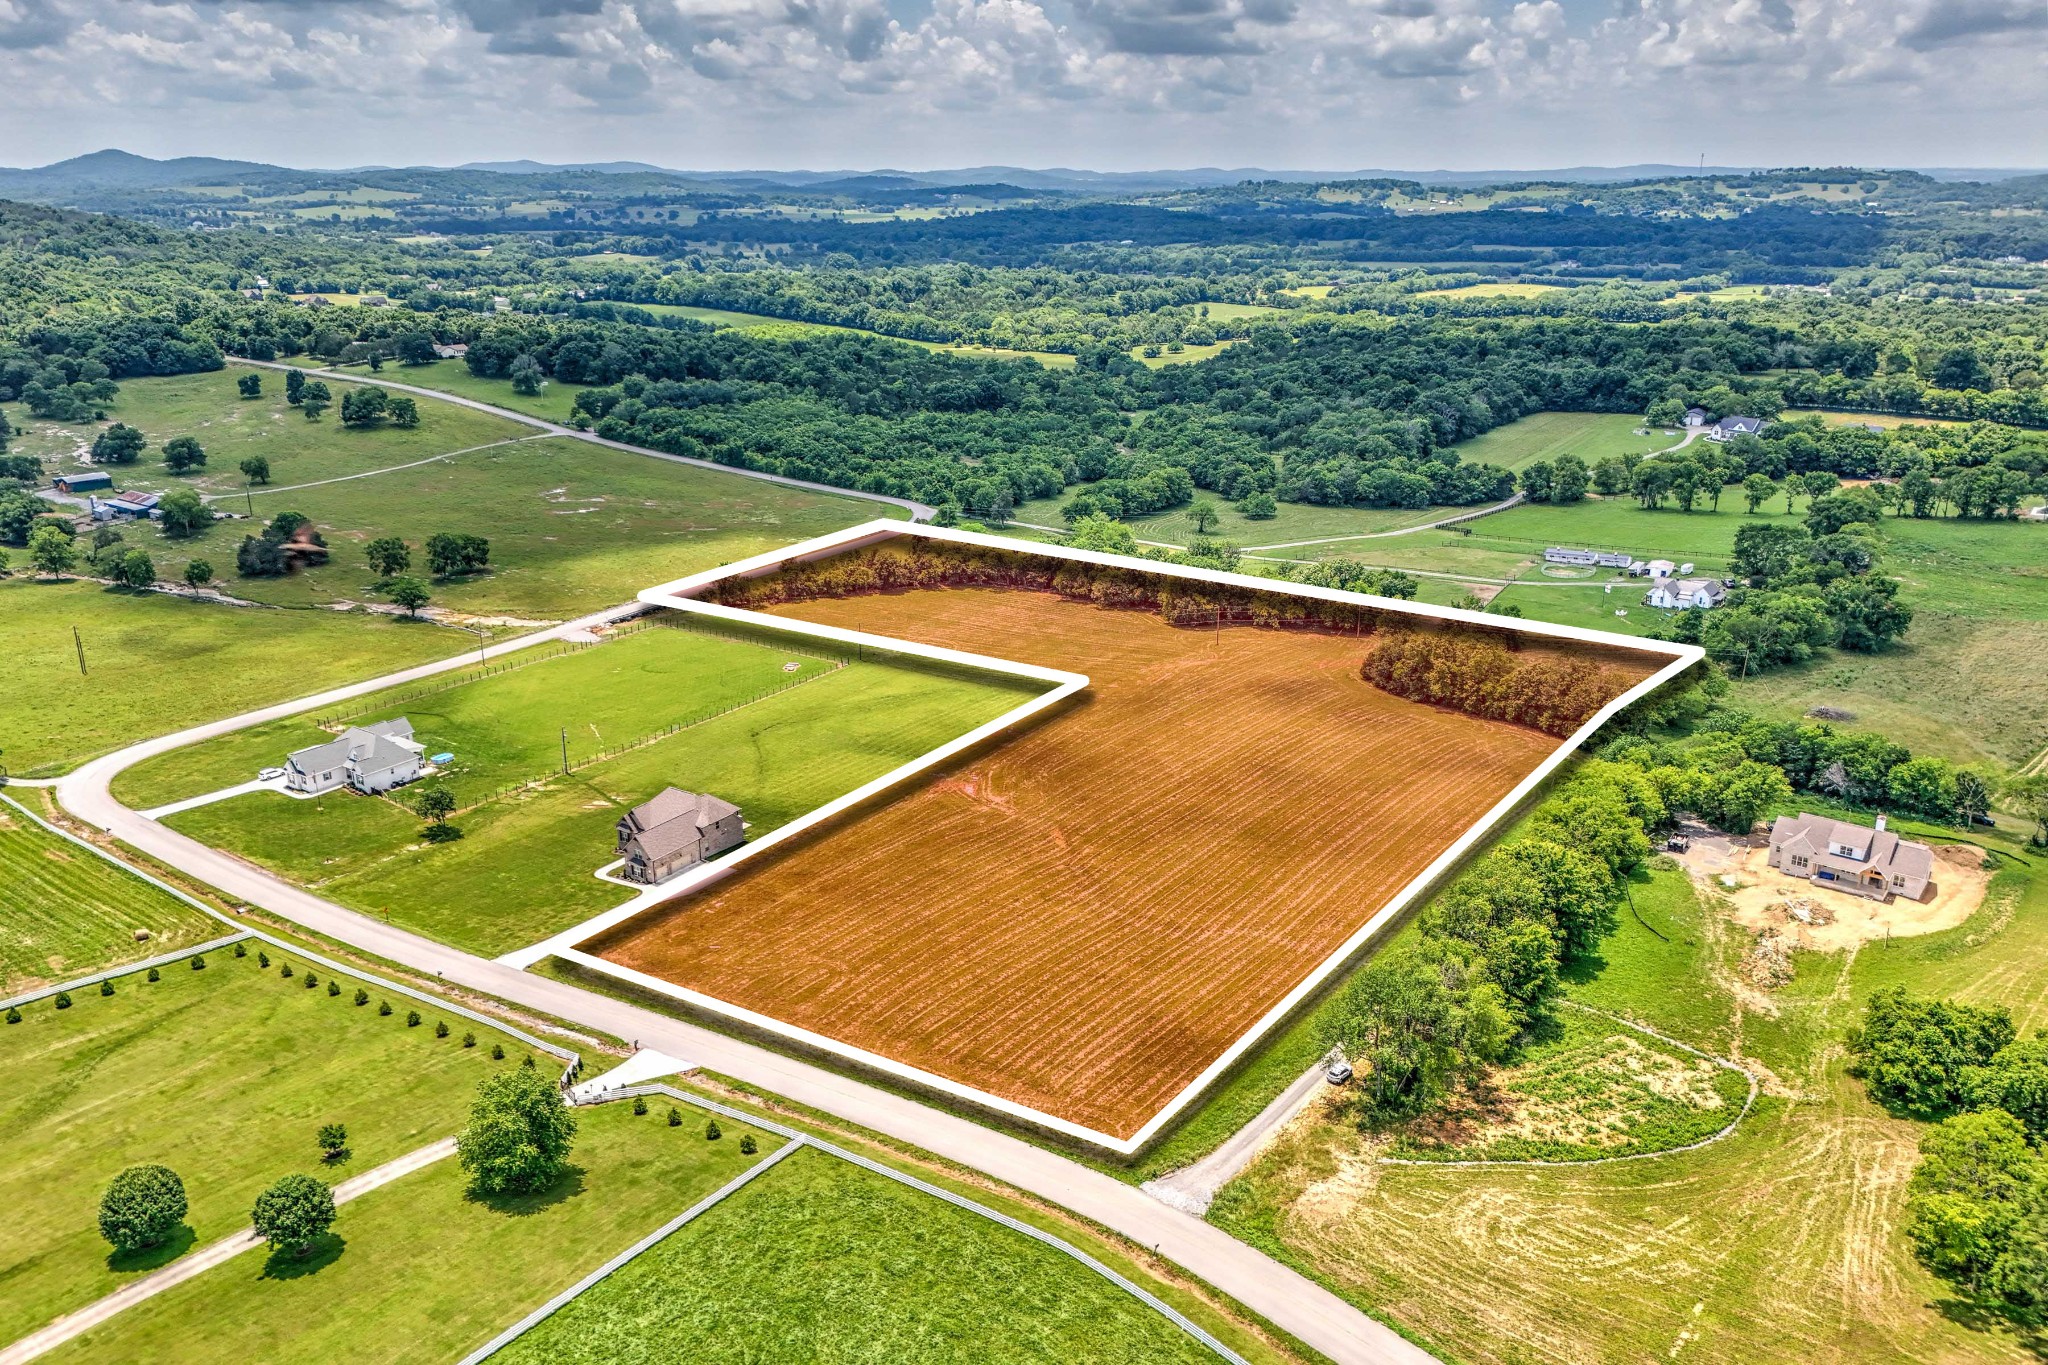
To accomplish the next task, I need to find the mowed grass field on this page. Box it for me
[0,579,468,777]
[0,944,555,1345]
[1445,411,1685,471]
[496,1143,1224,1365]
[38,1103,770,1365]
[4,367,529,501]
[1211,815,2048,1365]
[1428,498,2048,768]
[160,629,1044,955]
[0,797,220,994]
[114,624,842,810]
[597,584,1659,1139]
[18,370,897,620]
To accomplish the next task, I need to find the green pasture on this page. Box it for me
[0,579,468,777]
[113,623,838,810]
[1415,281,1567,299]
[0,797,219,994]
[37,1103,768,1365]
[0,947,554,1344]
[1445,411,1685,471]
[4,368,529,501]
[497,1143,1222,1365]
[357,358,584,423]
[120,434,897,619]
[162,646,1044,954]
[1208,822,2048,1365]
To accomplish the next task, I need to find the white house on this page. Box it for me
[286,718,425,795]
[1645,558,1677,579]
[1768,812,1933,902]
[1707,415,1765,442]
[1647,575,1726,609]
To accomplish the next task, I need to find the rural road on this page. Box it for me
[54,632,1437,1365]
[1145,1054,1340,1216]
[228,358,937,522]
[1,1138,457,1365]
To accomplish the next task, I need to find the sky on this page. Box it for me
[2,0,2045,171]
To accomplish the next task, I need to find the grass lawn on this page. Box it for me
[37,1103,770,1365]
[342,357,585,423]
[0,578,469,777]
[0,796,220,994]
[114,623,840,810]
[1206,822,2048,1365]
[495,1143,1224,1365]
[0,948,557,1344]
[1443,411,1684,471]
[161,643,1044,954]
[620,305,1078,367]
[1415,282,1567,298]
[120,434,899,619]
[4,368,529,502]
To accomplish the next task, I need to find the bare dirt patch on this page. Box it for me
[1713,844,1990,951]
[595,585,1651,1139]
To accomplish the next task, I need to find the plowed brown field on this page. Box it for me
[596,586,1655,1139]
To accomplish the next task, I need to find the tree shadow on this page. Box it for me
[1931,1295,2048,1358]
[466,1164,587,1218]
[260,1233,347,1280]
[106,1224,196,1274]
[1558,950,1609,986]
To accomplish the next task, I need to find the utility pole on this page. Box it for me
[561,727,569,774]
[245,492,254,517]
[72,626,87,676]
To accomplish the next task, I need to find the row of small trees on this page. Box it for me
[1358,630,1637,738]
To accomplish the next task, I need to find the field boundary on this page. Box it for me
[1376,1001,1759,1168]
[0,791,583,1087]
[0,931,255,1010]
[456,1081,1249,1365]
[543,521,1702,1155]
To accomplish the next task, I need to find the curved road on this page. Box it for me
[54,611,1435,1365]
[231,358,936,522]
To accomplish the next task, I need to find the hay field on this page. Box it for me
[596,586,1654,1139]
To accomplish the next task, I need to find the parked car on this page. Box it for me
[258,767,286,781]
[1325,1060,1354,1086]
[1666,835,1691,853]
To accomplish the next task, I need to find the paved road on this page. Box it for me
[2,1138,456,1364]
[230,358,936,522]
[55,632,1435,1365]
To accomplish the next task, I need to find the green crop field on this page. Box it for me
[158,634,1044,954]
[496,1143,1223,1365]
[1415,281,1567,298]
[0,797,219,993]
[0,579,469,777]
[0,945,556,1345]
[36,1102,769,1365]
[1209,815,2048,1365]
[4,368,530,501]
[111,433,897,619]
[114,623,839,810]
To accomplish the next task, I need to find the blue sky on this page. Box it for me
[2,0,2043,170]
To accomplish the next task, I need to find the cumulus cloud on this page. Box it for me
[0,0,2042,167]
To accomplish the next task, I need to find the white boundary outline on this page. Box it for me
[542,520,1704,1155]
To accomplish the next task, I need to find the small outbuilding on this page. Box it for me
[616,787,744,884]
[1683,407,1710,427]
[53,471,114,494]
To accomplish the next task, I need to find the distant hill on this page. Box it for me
[0,148,288,196]
[456,159,674,176]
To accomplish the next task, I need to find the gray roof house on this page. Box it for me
[1684,406,1710,427]
[616,787,744,884]
[286,718,425,796]
[1768,812,1934,902]
[1707,415,1766,442]
[1647,575,1726,610]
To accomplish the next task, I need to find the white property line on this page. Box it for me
[495,616,1087,970]
[538,521,1703,1156]
[455,1137,806,1364]
[0,792,583,1085]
